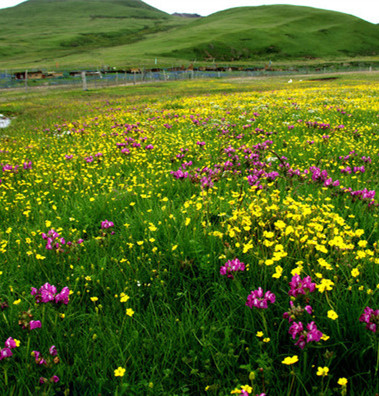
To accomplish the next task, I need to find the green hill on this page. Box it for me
[0,0,187,67]
[0,2,378,69]
[157,5,379,61]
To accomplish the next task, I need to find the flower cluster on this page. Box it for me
[288,274,316,297]
[0,337,20,361]
[101,220,115,236]
[220,258,246,279]
[32,345,59,366]
[288,321,323,349]
[42,228,83,252]
[18,310,42,331]
[246,288,276,309]
[31,283,70,305]
[359,306,378,333]
[283,301,313,323]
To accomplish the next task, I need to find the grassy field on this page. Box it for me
[0,74,378,395]
[0,1,378,70]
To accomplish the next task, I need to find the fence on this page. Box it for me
[0,65,377,91]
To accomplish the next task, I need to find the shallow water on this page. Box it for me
[0,114,11,128]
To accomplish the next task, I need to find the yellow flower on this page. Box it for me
[126,308,135,317]
[14,339,21,347]
[282,355,299,365]
[185,218,191,226]
[316,279,334,293]
[35,254,46,260]
[316,367,329,377]
[337,378,348,386]
[256,331,264,337]
[90,297,98,302]
[120,294,130,303]
[351,268,359,277]
[13,299,21,305]
[263,337,270,343]
[241,385,253,393]
[114,367,126,377]
[272,265,283,278]
[327,310,338,320]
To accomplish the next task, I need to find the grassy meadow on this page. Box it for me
[0,75,378,395]
[0,1,378,70]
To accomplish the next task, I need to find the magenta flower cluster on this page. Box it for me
[283,301,313,323]
[101,220,115,236]
[0,337,18,361]
[246,287,276,309]
[33,345,58,366]
[288,274,316,297]
[284,275,323,349]
[220,258,246,279]
[288,321,323,349]
[359,306,378,333]
[101,220,114,229]
[42,228,84,252]
[31,283,70,305]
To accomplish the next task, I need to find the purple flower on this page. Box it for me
[0,348,13,360]
[101,220,114,229]
[246,288,276,309]
[4,337,17,349]
[288,321,323,349]
[288,274,316,297]
[283,301,313,323]
[359,306,378,333]
[50,375,60,383]
[49,345,58,356]
[220,258,245,279]
[31,283,70,305]
[30,320,42,330]
[55,287,70,305]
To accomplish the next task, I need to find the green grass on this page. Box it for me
[0,1,378,70]
[0,75,378,395]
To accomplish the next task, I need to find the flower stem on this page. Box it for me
[260,311,268,335]
[3,368,8,386]
[287,371,295,396]
[375,339,379,376]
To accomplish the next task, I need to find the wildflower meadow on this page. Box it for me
[0,76,378,395]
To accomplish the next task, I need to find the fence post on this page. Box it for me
[133,71,136,85]
[81,71,87,91]
[25,70,28,91]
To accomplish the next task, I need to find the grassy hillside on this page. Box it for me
[134,5,379,62]
[0,2,378,70]
[0,0,188,67]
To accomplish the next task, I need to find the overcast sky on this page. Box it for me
[0,0,378,23]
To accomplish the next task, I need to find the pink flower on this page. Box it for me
[49,345,58,356]
[359,306,378,333]
[29,320,42,330]
[246,288,276,309]
[0,348,13,360]
[4,337,17,349]
[220,258,245,279]
[288,275,315,297]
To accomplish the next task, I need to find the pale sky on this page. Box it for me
[0,0,378,23]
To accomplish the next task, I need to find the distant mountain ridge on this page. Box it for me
[172,13,202,18]
[0,1,378,69]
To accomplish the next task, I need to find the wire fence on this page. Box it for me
[0,65,377,91]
